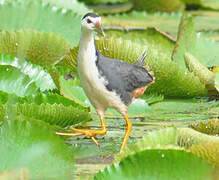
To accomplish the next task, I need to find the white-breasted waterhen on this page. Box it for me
[56,13,154,153]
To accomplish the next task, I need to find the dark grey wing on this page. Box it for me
[95,51,153,105]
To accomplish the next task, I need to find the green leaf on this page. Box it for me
[0,53,56,91]
[94,149,213,180]
[12,103,90,127]
[0,1,82,46]
[189,143,219,167]
[88,1,133,14]
[0,118,74,179]
[0,65,38,97]
[150,99,219,113]
[132,0,185,12]
[142,93,164,104]
[178,128,219,148]
[103,11,219,37]
[103,27,175,58]
[117,127,219,161]
[116,127,180,161]
[60,76,90,107]
[215,72,219,93]
[172,14,196,68]
[102,11,182,36]
[181,0,201,4]
[38,0,90,15]
[0,91,8,105]
[0,90,89,110]
[2,0,90,15]
[20,92,87,110]
[184,52,215,87]
[0,30,70,66]
[172,14,219,68]
[201,0,219,10]
[79,0,129,3]
[191,118,219,136]
[0,90,90,127]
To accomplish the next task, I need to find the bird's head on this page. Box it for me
[81,13,105,36]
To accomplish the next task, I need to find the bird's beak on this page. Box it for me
[95,21,105,37]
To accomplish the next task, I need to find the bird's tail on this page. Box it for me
[135,50,147,66]
[136,50,155,81]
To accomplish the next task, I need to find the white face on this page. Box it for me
[81,16,101,31]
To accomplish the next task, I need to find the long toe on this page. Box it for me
[55,132,84,136]
[70,127,107,136]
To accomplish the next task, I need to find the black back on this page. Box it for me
[95,50,153,105]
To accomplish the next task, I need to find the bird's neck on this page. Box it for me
[79,29,96,60]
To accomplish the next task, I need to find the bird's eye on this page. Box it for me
[87,19,92,24]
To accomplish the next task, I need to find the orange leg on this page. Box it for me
[56,117,107,146]
[120,115,132,153]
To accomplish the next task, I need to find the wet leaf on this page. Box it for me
[118,127,219,161]
[0,65,38,97]
[0,30,70,66]
[0,91,91,127]
[0,53,56,91]
[37,0,90,15]
[60,76,90,107]
[94,149,212,180]
[0,1,82,46]
[10,103,90,127]
[172,14,219,68]
[0,118,74,179]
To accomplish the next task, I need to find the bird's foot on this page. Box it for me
[55,127,107,146]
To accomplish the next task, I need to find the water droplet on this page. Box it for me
[15,42,18,46]
[161,154,165,158]
[0,0,4,5]
[62,8,67,14]
[6,68,9,71]
[52,6,57,11]
[104,47,109,51]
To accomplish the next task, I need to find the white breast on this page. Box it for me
[77,32,127,114]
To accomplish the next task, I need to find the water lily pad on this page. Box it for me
[172,14,219,68]
[0,65,38,97]
[0,118,74,179]
[0,53,56,91]
[94,149,213,180]
[0,1,82,46]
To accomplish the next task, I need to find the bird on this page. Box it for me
[56,13,154,153]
